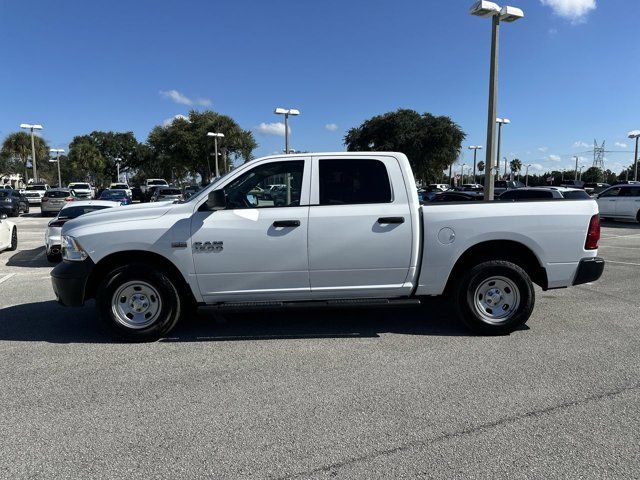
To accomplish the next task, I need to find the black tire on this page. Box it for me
[25,204,29,214]
[46,251,61,263]
[7,228,17,251]
[636,210,640,224]
[96,263,183,341]
[453,260,534,335]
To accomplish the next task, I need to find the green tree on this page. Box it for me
[67,136,107,185]
[1,131,50,182]
[581,167,603,183]
[510,158,522,174]
[344,109,466,183]
[477,161,485,172]
[146,110,257,185]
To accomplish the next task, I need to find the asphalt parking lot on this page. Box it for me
[0,209,638,479]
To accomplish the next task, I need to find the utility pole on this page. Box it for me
[574,156,579,181]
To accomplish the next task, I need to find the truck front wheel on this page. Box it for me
[453,260,534,335]
[96,263,183,341]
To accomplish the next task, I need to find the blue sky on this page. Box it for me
[1,0,638,174]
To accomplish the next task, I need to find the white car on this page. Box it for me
[0,213,17,253]
[596,184,640,222]
[45,200,118,262]
[429,184,450,192]
[22,184,50,205]
[68,182,94,200]
[110,183,133,198]
[52,151,604,341]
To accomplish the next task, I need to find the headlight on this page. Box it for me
[3,198,11,203]
[61,235,88,262]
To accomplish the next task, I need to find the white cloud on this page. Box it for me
[324,123,338,132]
[548,154,562,161]
[162,114,189,127]
[255,122,289,137]
[573,141,590,148]
[159,89,211,106]
[530,163,545,172]
[615,142,628,149]
[538,146,549,153]
[540,0,596,24]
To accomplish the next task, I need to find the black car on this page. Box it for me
[0,189,29,216]
[429,191,484,203]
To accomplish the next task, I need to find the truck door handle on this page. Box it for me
[273,220,300,227]
[377,217,405,224]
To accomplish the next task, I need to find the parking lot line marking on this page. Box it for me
[600,232,640,239]
[598,245,640,250]
[606,260,640,267]
[0,273,15,284]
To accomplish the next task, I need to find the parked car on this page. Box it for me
[52,151,604,341]
[494,180,524,196]
[182,185,201,200]
[45,200,119,262]
[430,191,484,202]
[150,186,183,202]
[140,179,169,200]
[110,183,133,198]
[499,187,591,201]
[41,189,77,216]
[130,186,144,202]
[98,189,132,205]
[0,189,29,216]
[462,183,484,192]
[0,213,17,253]
[428,184,450,192]
[560,180,586,189]
[22,184,50,205]
[584,182,610,195]
[596,184,640,222]
[67,182,94,199]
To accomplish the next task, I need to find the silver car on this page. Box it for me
[41,189,77,216]
[45,200,117,261]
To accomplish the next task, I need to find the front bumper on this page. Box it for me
[0,204,15,213]
[51,258,95,306]
[573,257,605,286]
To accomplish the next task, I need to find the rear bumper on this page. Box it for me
[51,258,95,306]
[573,257,605,285]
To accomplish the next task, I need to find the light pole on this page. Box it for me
[628,130,640,181]
[274,108,300,154]
[470,1,524,200]
[50,149,64,187]
[579,165,585,181]
[496,118,510,179]
[20,123,43,183]
[206,132,225,179]
[115,157,122,182]
[460,163,467,186]
[573,156,580,181]
[468,145,483,183]
[525,164,531,186]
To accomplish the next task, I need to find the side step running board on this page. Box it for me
[201,298,421,311]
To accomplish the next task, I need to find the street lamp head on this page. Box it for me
[468,145,483,150]
[496,117,511,124]
[628,130,640,139]
[207,132,224,138]
[470,0,501,17]
[288,109,300,116]
[500,6,524,22]
[50,148,65,154]
[20,123,43,130]
[274,108,288,115]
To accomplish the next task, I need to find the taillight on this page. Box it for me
[65,197,74,202]
[585,214,600,250]
[42,197,49,202]
[48,219,67,228]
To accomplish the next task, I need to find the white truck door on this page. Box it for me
[307,155,414,298]
[597,187,621,216]
[191,158,311,302]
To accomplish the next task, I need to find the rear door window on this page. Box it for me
[319,159,392,205]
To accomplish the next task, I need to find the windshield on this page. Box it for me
[562,190,591,200]
[159,188,181,195]
[45,190,70,198]
[148,180,168,185]
[26,185,46,191]
[100,190,128,198]
[58,205,111,219]
[69,183,90,189]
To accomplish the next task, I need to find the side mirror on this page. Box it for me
[207,189,226,211]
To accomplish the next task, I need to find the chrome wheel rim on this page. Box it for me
[473,276,520,325]
[111,281,162,329]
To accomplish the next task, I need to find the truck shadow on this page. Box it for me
[601,219,640,230]
[0,298,488,344]
[6,246,51,268]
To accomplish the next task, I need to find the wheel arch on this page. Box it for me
[85,250,195,304]
[444,240,548,293]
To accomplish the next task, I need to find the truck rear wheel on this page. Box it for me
[96,263,183,341]
[453,260,534,335]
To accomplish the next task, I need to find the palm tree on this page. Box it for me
[1,131,49,183]
[510,158,522,180]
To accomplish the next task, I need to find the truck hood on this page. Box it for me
[62,201,174,235]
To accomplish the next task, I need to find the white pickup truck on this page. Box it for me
[51,152,604,340]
